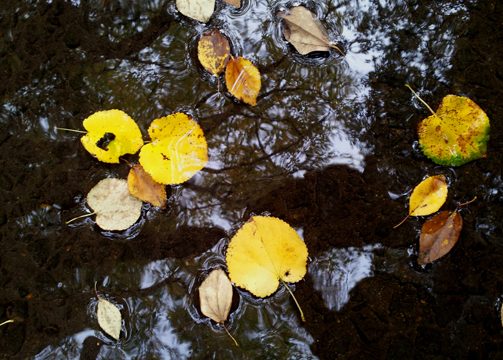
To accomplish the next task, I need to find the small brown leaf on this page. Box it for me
[199,269,233,324]
[418,211,463,265]
[127,164,167,208]
[197,29,231,76]
[224,0,240,8]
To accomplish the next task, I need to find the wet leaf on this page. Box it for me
[410,175,448,216]
[418,95,490,166]
[176,0,215,23]
[225,57,261,106]
[418,210,462,264]
[223,0,240,8]
[87,178,142,231]
[199,269,233,323]
[278,6,338,55]
[80,110,143,163]
[97,297,121,340]
[139,113,208,185]
[226,216,308,298]
[197,29,231,76]
[127,164,167,208]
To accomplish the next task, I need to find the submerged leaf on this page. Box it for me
[278,6,338,55]
[97,297,122,340]
[199,269,233,323]
[418,210,462,264]
[80,110,143,163]
[225,57,261,106]
[197,29,231,76]
[226,216,308,298]
[176,0,215,23]
[87,178,142,231]
[418,95,490,166]
[139,113,208,185]
[409,175,448,216]
[127,164,167,208]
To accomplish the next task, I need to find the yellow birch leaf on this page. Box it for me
[225,57,261,106]
[418,95,490,166]
[199,269,233,323]
[409,175,448,216]
[197,29,231,76]
[80,110,143,163]
[226,216,308,298]
[139,113,208,185]
[127,164,167,208]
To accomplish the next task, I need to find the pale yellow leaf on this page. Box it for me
[199,269,233,323]
[176,0,215,23]
[97,297,121,340]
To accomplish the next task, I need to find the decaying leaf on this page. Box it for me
[225,57,261,106]
[176,0,215,23]
[417,95,490,166]
[197,29,231,76]
[278,6,339,55]
[418,210,462,264]
[199,269,233,323]
[139,113,208,185]
[409,175,448,216]
[223,0,240,8]
[226,216,308,298]
[80,110,143,163]
[127,164,167,208]
[97,296,122,340]
[87,178,142,231]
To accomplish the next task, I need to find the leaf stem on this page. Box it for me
[222,324,239,347]
[329,42,345,56]
[457,196,477,208]
[0,319,14,327]
[65,212,96,225]
[281,281,305,322]
[405,84,438,118]
[55,127,87,134]
[393,214,410,229]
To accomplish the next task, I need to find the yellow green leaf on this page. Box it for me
[226,216,308,298]
[80,110,143,163]
[139,113,208,185]
[225,57,261,106]
[418,95,490,166]
[127,164,167,208]
[409,175,448,216]
[97,296,122,340]
[197,29,231,76]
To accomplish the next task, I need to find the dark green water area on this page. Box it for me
[1,0,503,358]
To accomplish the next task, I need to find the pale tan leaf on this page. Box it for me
[176,0,215,23]
[199,269,233,323]
[97,297,122,340]
[224,0,240,7]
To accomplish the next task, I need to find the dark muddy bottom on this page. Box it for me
[1,0,503,359]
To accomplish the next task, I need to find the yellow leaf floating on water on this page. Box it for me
[197,29,231,76]
[418,95,490,166]
[127,164,167,208]
[226,216,308,298]
[225,57,261,106]
[409,175,448,216]
[139,113,208,185]
[176,0,215,23]
[96,296,122,340]
[80,110,143,163]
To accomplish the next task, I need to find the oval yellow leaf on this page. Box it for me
[197,29,231,76]
[80,110,143,163]
[199,269,233,324]
[409,175,448,216]
[226,216,308,298]
[139,113,208,185]
[418,95,490,166]
[225,57,261,106]
[127,164,167,208]
[97,297,122,340]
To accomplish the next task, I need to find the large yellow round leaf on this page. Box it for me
[225,57,261,106]
[139,113,208,185]
[409,175,448,216]
[226,216,308,298]
[80,110,143,163]
[418,95,490,166]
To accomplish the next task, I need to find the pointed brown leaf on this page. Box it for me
[127,164,167,208]
[418,211,462,265]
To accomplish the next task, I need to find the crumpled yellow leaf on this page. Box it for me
[418,95,490,166]
[176,0,215,23]
[127,164,167,208]
[197,29,231,76]
[409,175,448,216]
[226,216,308,298]
[80,110,143,163]
[139,113,208,185]
[225,57,261,106]
[87,178,142,231]
[199,269,233,323]
[97,296,122,340]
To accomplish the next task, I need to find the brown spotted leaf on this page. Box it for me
[127,164,167,208]
[418,210,463,265]
[197,29,231,76]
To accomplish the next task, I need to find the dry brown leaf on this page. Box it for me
[199,269,233,324]
[278,6,340,55]
[418,210,463,265]
[127,164,167,208]
[223,0,240,8]
[197,29,231,76]
[225,57,261,106]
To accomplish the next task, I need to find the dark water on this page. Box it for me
[1,0,502,358]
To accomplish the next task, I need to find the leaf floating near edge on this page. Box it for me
[225,57,261,106]
[418,210,462,264]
